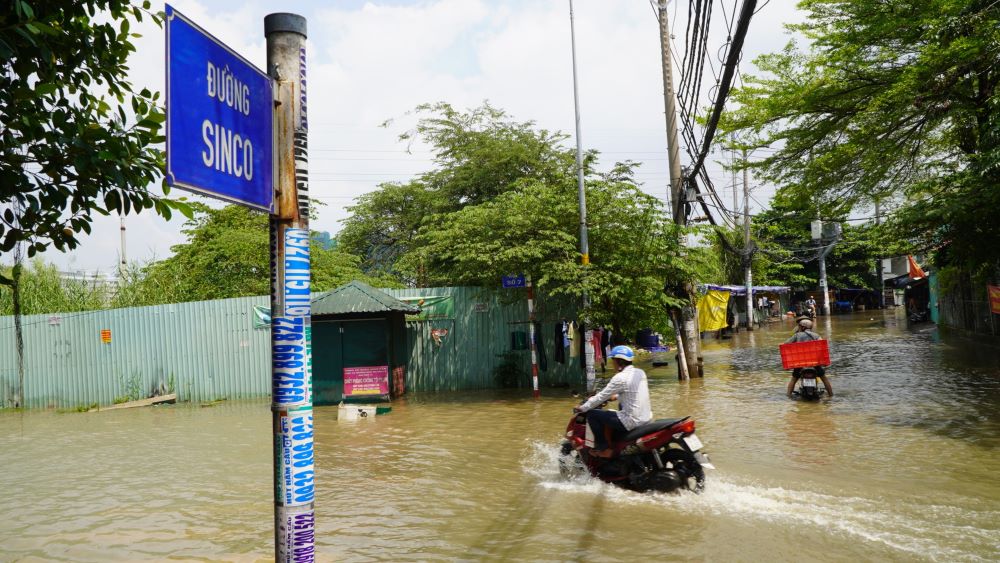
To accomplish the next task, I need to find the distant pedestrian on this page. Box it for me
[805,296,818,317]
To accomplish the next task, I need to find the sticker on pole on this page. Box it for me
[276,504,315,563]
[275,407,315,506]
[165,4,274,211]
[272,317,310,406]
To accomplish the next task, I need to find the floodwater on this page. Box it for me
[1,310,998,561]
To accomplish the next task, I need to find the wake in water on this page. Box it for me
[523,441,1000,562]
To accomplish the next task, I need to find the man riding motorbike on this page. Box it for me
[574,346,652,458]
[785,318,833,398]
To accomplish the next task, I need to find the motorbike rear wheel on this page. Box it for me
[663,448,706,493]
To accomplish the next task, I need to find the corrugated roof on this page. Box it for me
[311,281,421,316]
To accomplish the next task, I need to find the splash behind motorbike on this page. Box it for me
[559,408,713,493]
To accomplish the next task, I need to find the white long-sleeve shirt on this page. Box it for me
[579,365,652,430]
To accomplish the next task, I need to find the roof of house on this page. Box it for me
[311,281,421,316]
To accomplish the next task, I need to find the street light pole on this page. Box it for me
[568,0,596,391]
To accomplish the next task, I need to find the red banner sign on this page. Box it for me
[100,329,112,344]
[343,365,389,397]
[988,285,1000,315]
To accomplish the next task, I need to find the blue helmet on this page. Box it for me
[609,345,635,361]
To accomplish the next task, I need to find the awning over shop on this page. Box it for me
[700,284,791,295]
[886,273,929,289]
[311,281,421,316]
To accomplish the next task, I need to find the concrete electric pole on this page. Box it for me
[656,0,699,379]
[743,148,753,330]
[812,219,838,317]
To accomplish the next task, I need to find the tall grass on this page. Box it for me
[0,259,183,315]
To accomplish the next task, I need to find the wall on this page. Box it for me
[383,287,583,392]
[936,272,1000,338]
[1,287,586,407]
[0,296,270,408]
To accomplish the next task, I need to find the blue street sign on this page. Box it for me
[165,5,274,211]
[502,274,526,288]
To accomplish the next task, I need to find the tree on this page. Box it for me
[339,102,584,280]
[733,194,893,290]
[139,204,397,303]
[1,0,189,264]
[0,260,108,315]
[1,1,190,407]
[721,0,1000,278]
[397,163,688,337]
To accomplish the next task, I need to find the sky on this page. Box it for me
[48,0,808,274]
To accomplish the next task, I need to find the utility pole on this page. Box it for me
[742,149,754,330]
[656,0,683,223]
[568,0,596,391]
[818,247,831,316]
[526,275,540,399]
[874,199,884,309]
[731,144,739,225]
[812,219,836,317]
[266,13,315,562]
[656,0,699,379]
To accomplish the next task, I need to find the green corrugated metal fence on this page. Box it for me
[1,286,584,408]
[0,296,271,408]
[382,287,583,392]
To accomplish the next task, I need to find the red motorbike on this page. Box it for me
[559,408,713,493]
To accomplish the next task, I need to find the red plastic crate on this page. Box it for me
[779,339,830,369]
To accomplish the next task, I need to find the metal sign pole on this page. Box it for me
[526,275,540,398]
[265,13,315,563]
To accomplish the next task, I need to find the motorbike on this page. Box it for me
[559,407,713,493]
[791,367,825,401]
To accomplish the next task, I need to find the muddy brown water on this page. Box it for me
[1,311,998,561]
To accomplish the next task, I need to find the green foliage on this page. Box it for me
[137,203,399,303]
[0,259,107,314]
[117,369,142,403]
[398,165,687,336]
[340,102,585,280]
[0,0,191,271]
[721,0,1000,277]
[401,101,579,207]
[682,239,726,285]
[735,195,893,290]
[1,204,396,314]
[342,103,690,337]
[338,182,442,281]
